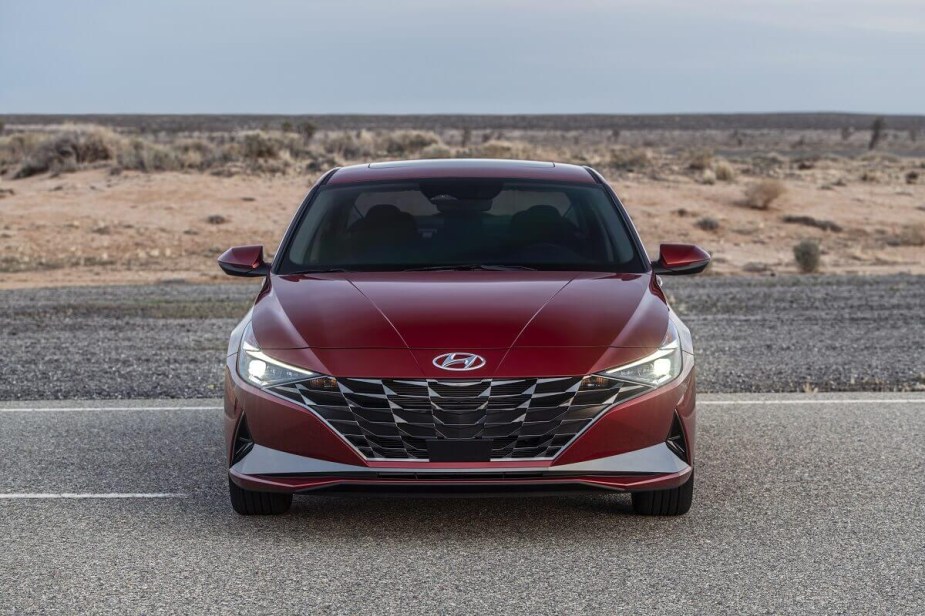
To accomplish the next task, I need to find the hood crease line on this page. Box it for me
[496,276,576,369]
[345,278,424,373]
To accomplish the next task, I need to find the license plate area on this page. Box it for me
[426,439,492,462]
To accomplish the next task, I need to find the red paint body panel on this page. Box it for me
[654,243,712,275]
[223,160,702,499]
[218,245,265,270]
[657,243,711,269]
[251,272,669,355]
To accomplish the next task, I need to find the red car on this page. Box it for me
[219,159,710,516]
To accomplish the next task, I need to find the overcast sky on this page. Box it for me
[1,0,923,114]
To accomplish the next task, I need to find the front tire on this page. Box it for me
[229,478,292,515]
[631,472,694,516]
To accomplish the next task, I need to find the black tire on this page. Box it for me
[229,478,292,515]
[631,472,694,516]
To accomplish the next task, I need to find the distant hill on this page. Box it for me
[3,112,925,133]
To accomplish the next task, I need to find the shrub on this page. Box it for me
[172,138,216,170]
[14,126,120,178]
[240,131,282,160]
[298,121,318,142]
[418,143,453,159]
[868,116,885,150]
[748,153,787,175]
[713,159,736,182]
[700,169,716,185]
[906,170,919,184]
[384,131,441,156]
[687,149,713,171]
[475,140,536,160]
[793,239,821,273]
[0,133,38,164]
[117,139,182,172]
[743,179,786,209]
[608,147,651,171]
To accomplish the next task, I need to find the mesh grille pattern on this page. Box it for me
[269,376,650,460]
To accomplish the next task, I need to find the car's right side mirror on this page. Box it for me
[651,243,711,275]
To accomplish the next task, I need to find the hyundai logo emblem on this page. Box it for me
[432,352,486,371]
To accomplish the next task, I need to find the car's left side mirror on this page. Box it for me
[651,243,711,275]
[218,245,270,277]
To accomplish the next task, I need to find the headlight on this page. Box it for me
[598,322,683,387]
[237,323,319,387]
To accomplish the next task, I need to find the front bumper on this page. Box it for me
[224,354,696,495]
[230,442,691,494]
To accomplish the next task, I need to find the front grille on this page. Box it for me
[269,375,650,460]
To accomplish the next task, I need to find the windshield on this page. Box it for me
[277,179,645,273]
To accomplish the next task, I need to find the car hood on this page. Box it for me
[251,271,669,361]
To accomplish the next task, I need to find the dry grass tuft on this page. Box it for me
[475,140,536,160]
[743,179,786,209]
[241,132,283,160]
[12,126,120,178]
[608,147,651,171]
[713,159,736,182]
[687,149,713,171]
[383,131,441,156]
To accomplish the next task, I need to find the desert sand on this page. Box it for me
[0,165,922,288]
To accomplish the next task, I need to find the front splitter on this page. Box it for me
[229,442,691,494]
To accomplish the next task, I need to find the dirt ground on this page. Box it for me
[0,165,922,289]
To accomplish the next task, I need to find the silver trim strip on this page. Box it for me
[231,443,689,477]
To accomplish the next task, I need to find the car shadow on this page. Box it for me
[176,485,668,543]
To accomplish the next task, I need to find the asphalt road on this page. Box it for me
[0,274,923,399]
[1,393,922,615]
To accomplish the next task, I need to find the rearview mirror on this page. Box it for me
[217,245,270,277]
[651,244,711,275]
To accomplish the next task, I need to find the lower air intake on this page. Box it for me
[232,415,254,464]
[665,412,688,461]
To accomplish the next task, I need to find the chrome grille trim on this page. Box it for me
[269,376,651,461]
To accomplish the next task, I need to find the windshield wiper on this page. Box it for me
[402,264,538,272]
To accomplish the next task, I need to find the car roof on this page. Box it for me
[327,158,597,185]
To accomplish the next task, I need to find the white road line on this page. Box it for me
[0,493,186,499]
[699,399,924,405]
[0,406,222,413]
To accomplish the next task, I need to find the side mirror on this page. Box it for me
[651,244,711,275]
[217,245,270,277]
